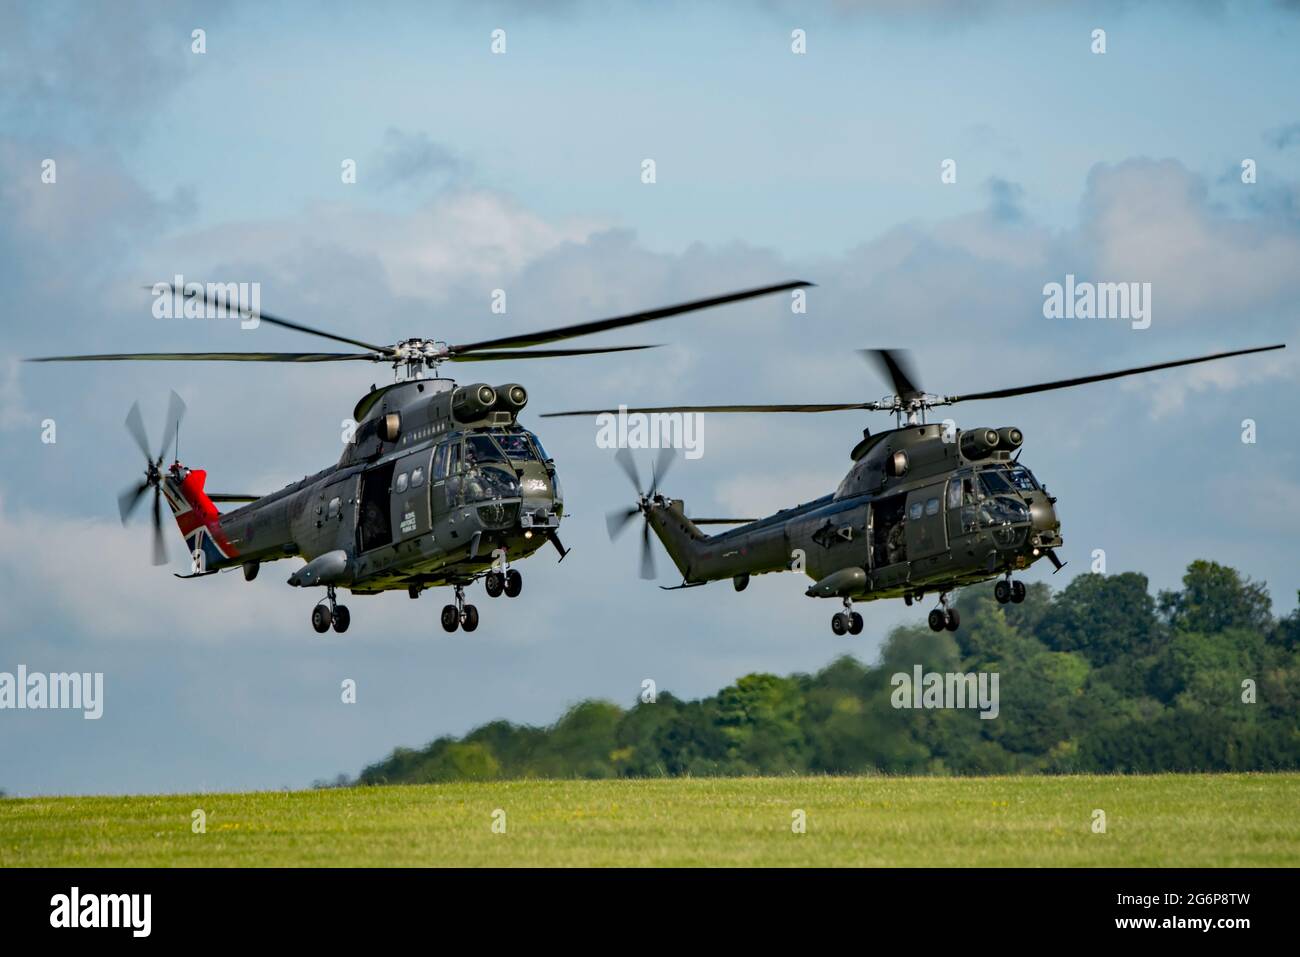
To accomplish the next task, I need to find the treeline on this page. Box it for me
[353,561,1300,783]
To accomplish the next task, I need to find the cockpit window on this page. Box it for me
[465,435,509,466]
[981,465,1038,494]
[528,432,552,461]
[492,432,537,461]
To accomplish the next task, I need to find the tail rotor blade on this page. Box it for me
[613,447,644,496]
[639,520,656,580]
[158,389,187,463]
[124,402,151,461]
[151,486,168,565]
[118,480,149,524]
[606,506,640,541]
[650,447,676,496]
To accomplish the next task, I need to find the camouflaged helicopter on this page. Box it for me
[545,343,1284,635]
[28,281,808,634]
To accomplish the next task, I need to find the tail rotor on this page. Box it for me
[605,447,676,580]
[117,390,186,565]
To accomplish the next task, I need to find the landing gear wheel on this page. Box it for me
[928,609,946,632]
[504,569,522,598]
[848,612,864,635]
[331,605,350,633]
[484,571,504,598]
[440,605,460,633]
[994,580,1011,604]
[461,605,479,632]
[1011,580,1027,604]
[945,608,961,631]
[831,612,849,636]
[311,604,332,634]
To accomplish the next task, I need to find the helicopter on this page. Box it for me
[27,280,808,634]
[544,343,1285,635]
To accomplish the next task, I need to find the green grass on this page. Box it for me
[1,774,1297,867]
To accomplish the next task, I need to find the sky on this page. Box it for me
[0,0,1297,796]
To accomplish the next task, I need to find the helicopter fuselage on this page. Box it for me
[165,378,564,599]
[642,422,1062,609]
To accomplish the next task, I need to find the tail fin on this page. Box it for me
[645,499,711,580]
[161,464,240,571]
[646,498,789,584]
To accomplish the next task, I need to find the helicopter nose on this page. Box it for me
[1028,495,1058,533]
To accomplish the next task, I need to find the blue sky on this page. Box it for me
[1,0,1298,796]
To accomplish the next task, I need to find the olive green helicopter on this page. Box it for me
[544,343,1284,634]
[27,280,808,634]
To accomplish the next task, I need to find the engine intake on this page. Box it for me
[495,383,528,413]
[451,383,499,423]
[959,427,1001,460]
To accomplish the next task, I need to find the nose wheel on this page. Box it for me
[310,585,350,635]
[831,597,864,636]
[441,584,479,633]
[994,576,1026,605]
[927,593,960,632]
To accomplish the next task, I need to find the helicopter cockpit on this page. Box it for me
[436,429,562,531]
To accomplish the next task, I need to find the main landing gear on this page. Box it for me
[831,597,864,637]
[927,593,960,632]
[311,585,350,635]
[483,566,522,599]
[994,576,1027,605]
[441,584,479,634]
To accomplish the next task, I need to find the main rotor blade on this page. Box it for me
[639,520,656,580]
[123,402,151,460]
[448,345,659,361]
[613,447,644,496]
[690,518,758,525]
[151,487,167,566]
[151,283,393,355]
[158,389,186,463]
[946,344,1287,404]
[449,280,812,355]
[118,480,150,524]
[207,493,262,503]
[543,402,878,418]
[606,506,640,541]
[863,349,922,399]
[28,352,377,363]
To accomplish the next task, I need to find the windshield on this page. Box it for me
[527,431,552,461]
[460,465,520,503]
[492,431,538,461]
[465,434,508,467]
[979,466,1037,497]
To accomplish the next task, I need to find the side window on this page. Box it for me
[947,480,961,509]
[448,443,461,474]
[909,502,923,521]
[327,497,341,519]
[395,472,409,494]
[925,497,940,516]
[411,466,425,488]
[432,444,448,480]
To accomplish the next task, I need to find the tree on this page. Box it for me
[1159,560,1272,635]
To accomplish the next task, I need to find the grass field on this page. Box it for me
[1,773,1297,867]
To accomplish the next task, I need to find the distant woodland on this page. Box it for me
[352,562,1300,783]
